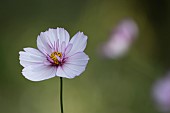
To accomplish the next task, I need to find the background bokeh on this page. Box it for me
[0,0,170,113]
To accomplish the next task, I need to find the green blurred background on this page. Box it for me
[0,0,170,113]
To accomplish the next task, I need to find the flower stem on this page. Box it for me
[60,77,64,113]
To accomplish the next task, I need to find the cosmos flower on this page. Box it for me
[19,28,89,81]
[100,19,138,59]
[152,75,170,112]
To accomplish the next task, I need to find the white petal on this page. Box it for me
[61,52,89,78]
[57,28,70,46]
[20,60,37,67]
[61,41,66,54]
[56,66,69,78]
[66,59,88,66]
[56,65,76,79]
[37,33,53,55]
[66,52,89,61]
[23,47,44,57]
[37,28,70,54]
[60,64,86,79]
[66,32,87,57]
[56,28,70,52]
[47,28,59,44]
[19,48,47,67]
[64,44,73,56]
[65,52,89,66]
[22,64,56,81]
[61,65,77,78]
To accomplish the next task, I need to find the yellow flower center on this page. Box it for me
[50,52,62,65]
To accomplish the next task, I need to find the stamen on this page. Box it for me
[50,52,62,65]
[57,52,62,57]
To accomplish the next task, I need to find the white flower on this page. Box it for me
[19,28,89,81]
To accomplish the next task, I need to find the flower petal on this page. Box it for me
[61,65,78,78]
[61,52,89,78]
[19,48,47,67]
[23,48,44,57]
[22,64,56,81]
[66,52,89,61]
[56,65,77,79]
[37,33,53,55]
[66,32,87,57]
[56,51,90,79]
[37,28,70,54]
[57,28,70,52]
[64,43,73,56]
[61,41,66,54]
[56,66,69,78]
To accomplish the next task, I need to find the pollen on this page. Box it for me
[50,52,62,65]
[56,52,62,57]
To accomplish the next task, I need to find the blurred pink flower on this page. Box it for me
[152,75,170,112]
[100,19,138,59]
[19,28,89,81]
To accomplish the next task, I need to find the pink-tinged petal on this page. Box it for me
[47,28,59,44]
[66,52,89,61]
[20,61,37,67]
[64,44,73,56]
[37,28,70,54]
[61,65,77,78]
[65,52,89,66]
[66,32,87,57]
[62,63,86,78]
[65,60,88,66]
[57,28,70,52]
[56,65,81,79]
[22,64,56,81]
[55,39,59,51]
[56,66,69,78]
[19,51,44,62]
[61,41,66,54]
[19,51,45,62]
[57,28,70,45]
[62,52,89,78]
[37,34,53,55]
[23,48,44,57]
[46,28,63,52]
[19,48,48,67]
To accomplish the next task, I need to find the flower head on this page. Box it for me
[100,19,138,59]
[19,28,89,81]
[152,75,170,112]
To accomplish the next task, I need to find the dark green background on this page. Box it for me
[0,0,170,113]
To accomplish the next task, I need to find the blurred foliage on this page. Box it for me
[0,0,170,113]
